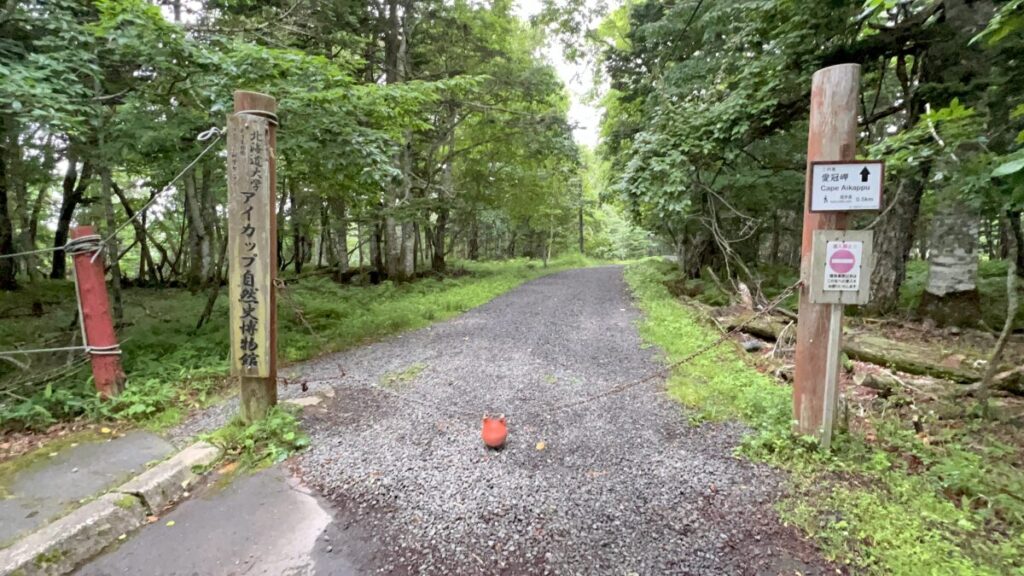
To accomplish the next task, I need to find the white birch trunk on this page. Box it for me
[925,202,979,297]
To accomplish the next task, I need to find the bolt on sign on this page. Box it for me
[227,114,273,377]
[810,161,884,212]
[809,229,874,305]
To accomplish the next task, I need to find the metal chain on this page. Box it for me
[289,278,802,419]
[543,279,802,413]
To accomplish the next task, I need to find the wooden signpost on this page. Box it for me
[794,64,887,448]
[227,91,278,422]
[793,64,861,443]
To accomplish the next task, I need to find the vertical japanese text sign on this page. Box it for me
[227,114,273,377]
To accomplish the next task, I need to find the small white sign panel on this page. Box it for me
[809,230,873,305]
[823,240,863,292]
[810,161,884,212]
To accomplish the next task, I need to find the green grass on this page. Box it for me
[202,405,308,469]
[0,255,601,432]
[624,258,1024,575]
[380,363,426,389]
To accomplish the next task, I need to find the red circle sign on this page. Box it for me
[829,249,856,274]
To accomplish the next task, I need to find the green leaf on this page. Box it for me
[993,157,1024,178]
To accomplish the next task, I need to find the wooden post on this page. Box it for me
[227,91,278,422]
[70,226,125,398]
[793,64,860,437]
[820,303,843,449]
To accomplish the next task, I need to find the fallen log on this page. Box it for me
[958,366,1024,397]
[853,372,902,398]
[842,333,978,383]
[718,312,1024,395]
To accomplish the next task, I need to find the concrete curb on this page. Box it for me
[0,441,221,576]
[118,442,220,513]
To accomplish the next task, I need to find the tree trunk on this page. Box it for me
[99,164,124,324]
[382,0,404,280]
[330,197,349,277]
[11,155,37,282]
[318,200,328,268]
[678,225,713,279]
[357,222,364,269]
[384,213,400,278]
[371,223,384,279]
[1008,210,1024,278]
[432,208,448,273]
[276,177,287,271]
[200,163,220,272]
[867,169,928,314]
[468,215,480,260]
[0,151,16,290]
[184,170,212,289]
[768,210,781,265]
[413,221,421,271]
[578,204,585,255]
[112,183,158,285]
[401,221,415,278]
[918,198,981,327]
[543,224,554,267]
[51,159,91,279]
[23,184,48,282]
[290,181,303,275]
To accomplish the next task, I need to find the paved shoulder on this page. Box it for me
[76,467,337,576]
[0,431,172,548]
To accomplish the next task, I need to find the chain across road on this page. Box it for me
[286,278,803,419]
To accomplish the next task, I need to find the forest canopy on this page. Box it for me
[0,0,653,301]
[586,0,1024,326]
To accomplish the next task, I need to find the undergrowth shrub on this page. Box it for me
[203,405,309,468]
[1,256,606,432]
[624,258,1024,575]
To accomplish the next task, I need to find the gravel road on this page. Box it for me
[293,266,833,575]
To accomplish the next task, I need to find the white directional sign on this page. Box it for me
[810,161,884,212]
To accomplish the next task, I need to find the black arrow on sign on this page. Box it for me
[860,166,871,182]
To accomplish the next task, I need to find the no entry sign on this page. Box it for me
[829,248,856,274]
[824,241,862,291]
[809,230,874,305]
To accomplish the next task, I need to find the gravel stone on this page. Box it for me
[288,266,835,575]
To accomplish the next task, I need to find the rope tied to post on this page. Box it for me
[0,236,121,363]
[0,125,226,265]
[63,234,103,256]
[1,122,224,387]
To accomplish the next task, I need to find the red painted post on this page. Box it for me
[71,226,125,398]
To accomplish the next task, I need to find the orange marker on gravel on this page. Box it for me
[481,415,507,449]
